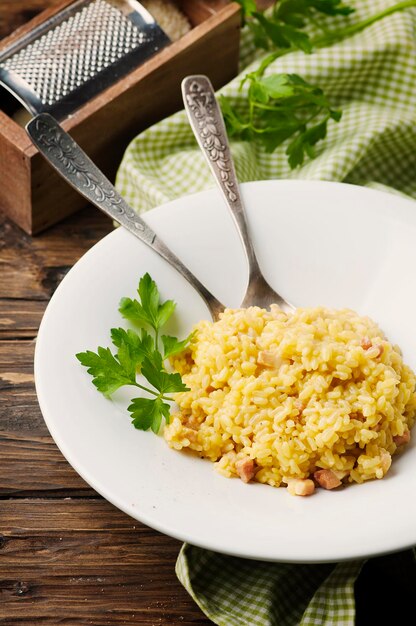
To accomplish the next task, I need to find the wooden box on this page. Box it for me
[0,0,241,234]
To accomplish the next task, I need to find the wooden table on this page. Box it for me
[0,207,210,624]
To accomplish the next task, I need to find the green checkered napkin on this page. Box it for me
[116,0,416,211]
[116,1,416,623]
[176,545,363,626]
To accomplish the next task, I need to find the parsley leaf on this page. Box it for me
[128,397,171,433]
[77,273,192,435]
[141,357,189,395]
[237,0,257,20]
[222,73,341,166]
[111,327,155,367]
[109,328,149,375]
[286,118,328,168]
[162,333,194,359]
[76,347,136,397]
[253,11,312,53]
[119,273,176,333]
[236,0,354,55]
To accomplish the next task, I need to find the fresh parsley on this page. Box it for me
[238,0,354,53]
[119,272,176,343]
[222,0,416,167]
[221,73,341,167]
[76,273,191,433]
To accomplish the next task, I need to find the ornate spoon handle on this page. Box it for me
[181,75,261,283]
[26,113,224,320]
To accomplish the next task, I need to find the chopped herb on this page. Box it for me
[76,273,191,433]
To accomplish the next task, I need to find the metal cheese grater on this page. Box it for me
[0,0,170,119]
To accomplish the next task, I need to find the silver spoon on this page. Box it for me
[26,113,224,320]
[182,75,293,313]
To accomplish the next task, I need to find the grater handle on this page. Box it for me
[26,113,224,319]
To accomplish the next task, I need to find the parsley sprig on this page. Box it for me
[239,0,354,53]
[76,273,191,433]
[221,0,416,167]
[220,73,341,167]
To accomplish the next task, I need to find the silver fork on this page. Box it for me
[26,113,225,320]
[182,75,293,313]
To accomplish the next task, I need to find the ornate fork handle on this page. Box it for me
[26,113,224,320]
[182,75,291,313]
[182,75,261,284]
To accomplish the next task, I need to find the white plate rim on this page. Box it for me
[34,179,416,563]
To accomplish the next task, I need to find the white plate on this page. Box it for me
[35,180,416,563]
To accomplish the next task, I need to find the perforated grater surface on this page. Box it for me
[0,0,170,119]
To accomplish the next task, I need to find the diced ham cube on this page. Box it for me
[314,469,342,490]
[286,479,315,497]
[183,427,198,444]
[393,430,410,446]
[361,338,383,357]
[235,458,255,483]
[350,412,365,422]
[257,351,284,369]
[294,399,305,413]
[374,344,384,358]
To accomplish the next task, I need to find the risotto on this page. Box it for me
[164,306,416,496]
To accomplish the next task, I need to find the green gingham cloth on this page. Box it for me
[116,0,416,211]
[175,545,364,626]
[115,1,416,623]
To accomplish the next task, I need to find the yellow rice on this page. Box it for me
[164,306,416,490]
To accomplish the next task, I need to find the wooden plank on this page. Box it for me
[0,389,46,432]
[0,499,209,625]
[0,401,45,434]
[0,432,93,496]
[0,581,208,625]
[0,208,113,300]
[0,340,93,495]
[0,300,45,338]
[0,207,112,496]
[0,338,34,368]
[0,415,93,495]
[0,337,43,433]
[0,339,93,495]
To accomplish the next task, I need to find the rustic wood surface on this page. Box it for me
[2,2,416,625]
[0,207,211,625]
